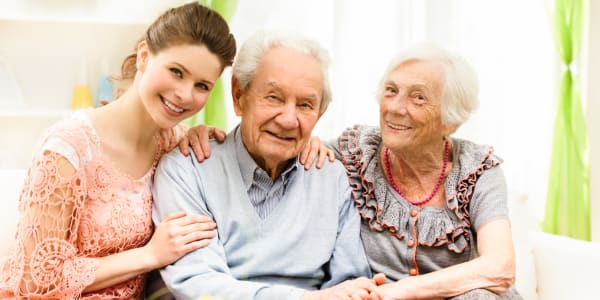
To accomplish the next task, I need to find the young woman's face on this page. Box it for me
[136,42,223,129]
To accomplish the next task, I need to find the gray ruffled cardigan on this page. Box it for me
[332,125,509,280]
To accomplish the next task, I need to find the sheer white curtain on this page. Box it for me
[229,0,556,220]
[446,1,556,221]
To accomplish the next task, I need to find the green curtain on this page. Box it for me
[183,0,238,129]
[542,0,590,240]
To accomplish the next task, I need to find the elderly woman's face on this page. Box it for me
[379,59,449,151]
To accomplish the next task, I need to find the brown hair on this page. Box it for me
[120,2,236,81]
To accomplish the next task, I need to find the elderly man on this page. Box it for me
[152,31,375,300]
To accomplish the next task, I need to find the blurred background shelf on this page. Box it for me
[0,0,182,25]
[0,0,183,168]
[0,13,151,25]
[0,108,72,118]
[0,18,147,111]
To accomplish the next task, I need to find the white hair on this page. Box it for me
[377,44,479,126]
[232,31,332,113]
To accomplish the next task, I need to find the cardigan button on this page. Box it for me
[410,209,418,217]
[407,239,415,247]
[409,268,418,276]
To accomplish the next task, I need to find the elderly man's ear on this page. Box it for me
[231,76,244,117]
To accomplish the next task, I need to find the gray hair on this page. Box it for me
[232,31,332,113]
[377,44,479,127]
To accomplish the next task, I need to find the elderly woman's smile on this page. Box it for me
[385,121,413,131]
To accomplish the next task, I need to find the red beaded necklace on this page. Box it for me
[383,139,449,206]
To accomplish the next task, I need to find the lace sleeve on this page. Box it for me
[6,150,99,299]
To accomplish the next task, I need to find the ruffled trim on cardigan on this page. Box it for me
[338,125,501,254]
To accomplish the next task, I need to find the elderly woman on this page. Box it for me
[328,44,522,299]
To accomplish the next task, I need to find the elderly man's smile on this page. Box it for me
[265,130,295,141]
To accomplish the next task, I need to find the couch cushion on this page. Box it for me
[0,169,26,255]
[532,231,600,300]
[508,191,538,300]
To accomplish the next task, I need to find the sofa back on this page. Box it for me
[508,192,538,300]
[0,169,26,255]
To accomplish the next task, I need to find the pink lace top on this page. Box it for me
[0,111,165,299]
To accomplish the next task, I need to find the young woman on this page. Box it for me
[0,3,236,299]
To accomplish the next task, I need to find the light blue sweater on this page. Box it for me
[152,127,371,300]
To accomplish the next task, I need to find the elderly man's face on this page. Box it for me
[233,47,324,174]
